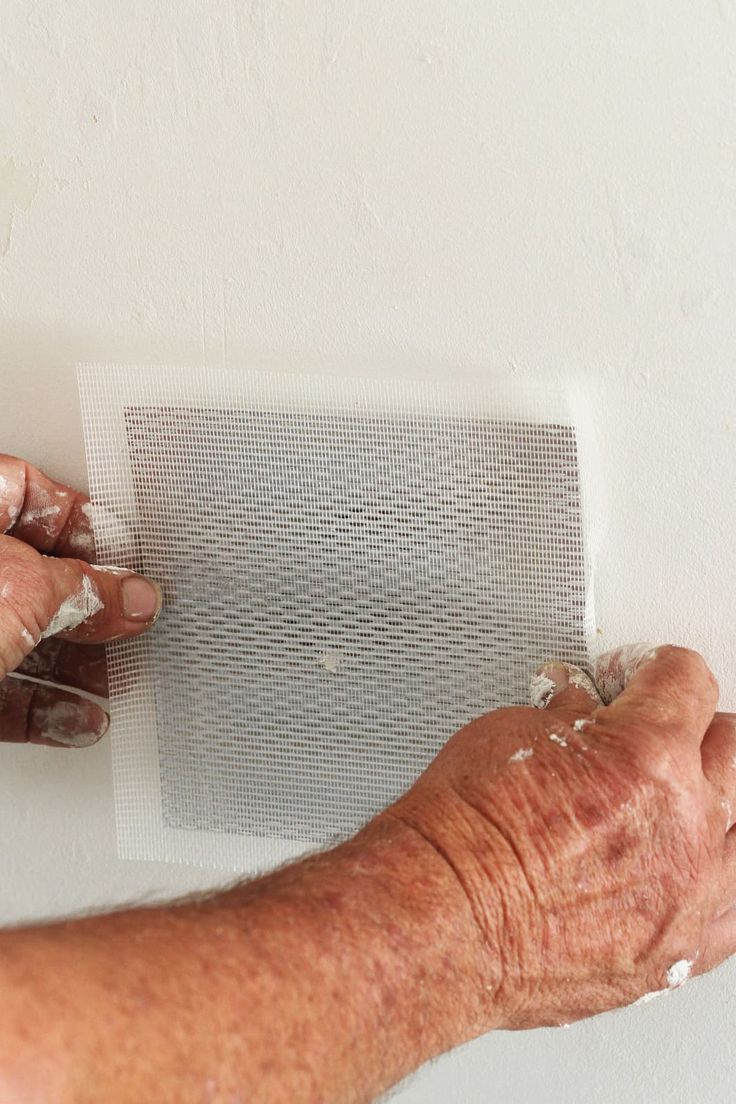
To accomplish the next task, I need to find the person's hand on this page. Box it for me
[382,644,736,1030]
[0,455,161,748]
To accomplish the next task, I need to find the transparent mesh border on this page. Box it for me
[78,365,599,871]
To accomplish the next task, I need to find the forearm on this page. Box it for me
[0,817,494,1104]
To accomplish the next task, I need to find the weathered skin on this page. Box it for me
[1,455,735,1103]
[386,645,735,1030]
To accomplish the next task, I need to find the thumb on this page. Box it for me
[0,538,162,677]
[592,644,718,751]
[530,661,603,725]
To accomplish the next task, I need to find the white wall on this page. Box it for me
[2,2,736,1100]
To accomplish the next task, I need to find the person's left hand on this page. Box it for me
[0,454,162,748]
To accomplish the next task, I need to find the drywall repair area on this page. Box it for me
[2,3,736,1102]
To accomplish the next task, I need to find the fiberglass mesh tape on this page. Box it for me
[78,367,596,871]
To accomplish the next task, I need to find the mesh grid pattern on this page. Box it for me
[79,367,594,871]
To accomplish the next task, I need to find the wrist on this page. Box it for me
[345,810,504,1051]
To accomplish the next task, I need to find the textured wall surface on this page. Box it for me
[2,2,736,1101]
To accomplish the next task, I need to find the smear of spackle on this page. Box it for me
[41,574,103,639]
[318,651,343,674]
[509,747,534,762]
[633,988,668,1007]
[23,505,60,522]
[21,504,61,533]
[666,959,692,988]
[568,668,603,704]
[573,718,591,731]
[0,472,20,526]
[548,732,568,747]
[31,700,107,748]
[530,672,555,709]
[594,644,657,704]
[64,501,96,557]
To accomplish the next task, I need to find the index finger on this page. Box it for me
[0,454,96,562]
[593,644,718,749]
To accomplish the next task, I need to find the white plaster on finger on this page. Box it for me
[31,699,107,747]
[593,644,658,704]
[529,672,555,709]
[41,574,104,639]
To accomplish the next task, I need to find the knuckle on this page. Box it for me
[659,645,717,693]
[632,737,678,778]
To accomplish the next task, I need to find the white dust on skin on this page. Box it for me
[15,482,68,532]
[568,668,604,704]
[41,574,104,639]
[593,644,658,705]
[0,472,21,528]
[32,700,107,748]
[633,989,666,1007]
[20,503,63,540]
[509,747,534,763]
[633,958,694,1007]
[530,665,602,710]
[64,501,96,558]
[666,959,693,987]
[22,504,60,525]
[548,732,568,747]
[529,672,555,709]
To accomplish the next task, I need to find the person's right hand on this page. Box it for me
[382,644,736,1034]
[0,455,161,748]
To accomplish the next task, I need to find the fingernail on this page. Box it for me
[533,661,605,709]
[30,691,110,748]
[121,575,163,623]
[530,663,569,708]
[593,643,658,704]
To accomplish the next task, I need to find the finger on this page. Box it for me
[593,643,661,705]
[0,539,161,673]
[0,676,108,747]
[15,639,108,698]
[0,454,96,561]
[701,713,736,823]
[593,644,718,751]
[530,661,603,726]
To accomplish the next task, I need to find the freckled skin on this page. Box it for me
[387,648,736,1031]
[2,458,736,1102]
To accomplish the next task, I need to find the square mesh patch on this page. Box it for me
[79,368,595,871]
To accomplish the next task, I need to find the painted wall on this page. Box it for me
[2,2,736,1100]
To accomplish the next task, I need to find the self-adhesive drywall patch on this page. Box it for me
[78,367,595,871]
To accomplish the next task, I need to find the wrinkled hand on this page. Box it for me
[0,455,161,747]
[384,645,736,1029]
